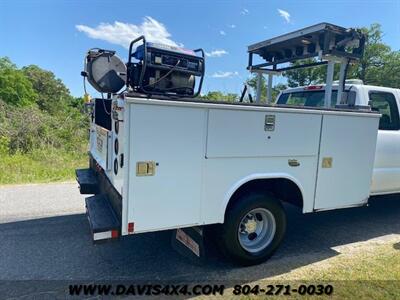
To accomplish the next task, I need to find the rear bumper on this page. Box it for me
[76,155,122,242]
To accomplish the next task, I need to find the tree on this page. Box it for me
[273,83,289,99]
[0,57,16,69]
[246,74,287,102]
[283,23,400,88]
[247,74,267,100]
[22,65,74,114]
[201,91,238,102]
[0,57,89,154]
[377,51,400,88]
[348,23,391,84]
[70,96,86,112]
[0,57,37,106]
[284,59,326,87]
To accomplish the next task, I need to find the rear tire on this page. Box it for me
[216,192,286,266]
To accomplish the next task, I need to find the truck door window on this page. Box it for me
[369,92,400,130]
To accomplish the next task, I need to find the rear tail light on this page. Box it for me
[128,222,135,233]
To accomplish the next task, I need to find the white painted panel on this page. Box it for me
[107,99,125,195]
[201,156,319,224]
[370,130,400,194]
[207,109,322,158]
[128,104,206,232]
[371,168,400,194]
[314,114,379,210]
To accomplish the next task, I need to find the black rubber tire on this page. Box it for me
[215,192,286,266]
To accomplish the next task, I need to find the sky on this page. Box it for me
[1,0,399,97]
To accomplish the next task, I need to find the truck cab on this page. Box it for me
[276,83,400,195]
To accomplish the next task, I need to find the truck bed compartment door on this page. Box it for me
[314,114,379,210]
[128,104,206,232]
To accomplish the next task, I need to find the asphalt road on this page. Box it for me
[0,182,399,297]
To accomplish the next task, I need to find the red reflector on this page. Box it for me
[128,222,134,233]
[304,85,323,90]
[111,230,119,238]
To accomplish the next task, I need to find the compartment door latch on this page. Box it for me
[264,115,276,131]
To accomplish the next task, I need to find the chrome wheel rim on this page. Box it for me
[238,208,276,253]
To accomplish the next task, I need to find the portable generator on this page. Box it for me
[82,37,205,98]
[127,36,205,97]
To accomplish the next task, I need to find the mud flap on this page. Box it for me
[171,227,207,263]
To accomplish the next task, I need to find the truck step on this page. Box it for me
[85,194,120,241]
[76,168,99,194]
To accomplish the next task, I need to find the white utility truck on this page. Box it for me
[276,83,400,196]
[76,23,384,265]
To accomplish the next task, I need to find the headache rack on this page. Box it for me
[247,23,366,107]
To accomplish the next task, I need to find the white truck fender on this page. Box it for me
[219,173,305,221]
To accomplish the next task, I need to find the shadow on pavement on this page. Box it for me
[0,194,399,297]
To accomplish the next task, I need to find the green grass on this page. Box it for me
[290,244,400,299]
[228,243,400,300]
[0,149,87,184]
